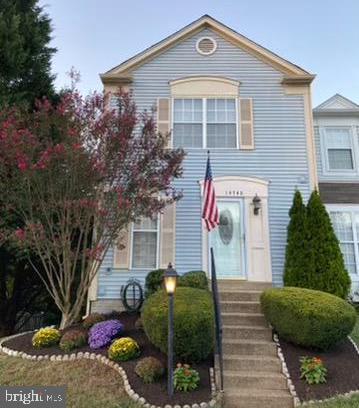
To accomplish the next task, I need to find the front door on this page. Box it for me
[210,200,245,279]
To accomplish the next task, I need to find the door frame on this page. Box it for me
[208,198,247,280]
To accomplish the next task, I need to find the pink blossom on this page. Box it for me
[14,228,25,241]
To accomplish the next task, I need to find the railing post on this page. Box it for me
[210,247,224,392]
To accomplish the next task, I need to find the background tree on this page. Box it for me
[284,190,312,287]
[306,190,351,299]
[0,91,185,328]
[0,0,56,107]
[0,0,58,335]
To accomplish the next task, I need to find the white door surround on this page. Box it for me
[200,176,272,282]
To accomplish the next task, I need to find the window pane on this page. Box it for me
[206,98,236,124]
[132,231,157,268]
[173,124,203,148]
[330,211,353,241]
[325,128,351,148]
[340,243,356,274]
[328,149,354,170]
[207,124,237,148]
[355,213,359,238]
[134,217,157,230]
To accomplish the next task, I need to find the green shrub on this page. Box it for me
[134,357,164,383]
[108,337,140,362]
[60,328,88,352]
[142,287,214,362]
[305,191,351,299]
[145,269,165,298]
[261,287,357,350]
[174,364,200,392]
[32,327,61,349]
[179,271,208,290]
[83,313,105,329]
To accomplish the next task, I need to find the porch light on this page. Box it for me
[163,262,178,397]
[252,194,262,215]
[164,263,178,295]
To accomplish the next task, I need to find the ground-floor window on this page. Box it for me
[328,206,359,275]
[131,217,159,269]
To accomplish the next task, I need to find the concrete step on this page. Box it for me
[220,300,261,313]
[220,355,282,372]
[223,339,277,356]
[225,389,293,408]
[222,312,267,327]
[223,325,272,341]
[220,289,262,302]
[224,370,287,390]
[217,280,272,291]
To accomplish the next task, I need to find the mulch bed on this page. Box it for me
[3,312,213,406]
[280,337,359,402]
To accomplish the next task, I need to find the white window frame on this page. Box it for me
[130,217,160,270]
[327,204,359,276]
[320,126,358,176]
[171,97,239,149]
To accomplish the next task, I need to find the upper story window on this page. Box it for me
[322,127,355,172]
[131,217,159,269]
[173,98,238,149]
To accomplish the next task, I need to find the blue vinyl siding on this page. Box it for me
[97,28,311,299]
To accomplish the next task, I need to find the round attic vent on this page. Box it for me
[196,37,217,55]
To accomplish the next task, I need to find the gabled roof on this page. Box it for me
[101,15,314,85]
[313,94,359,116]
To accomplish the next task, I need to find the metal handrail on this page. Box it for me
[210,247,224,392]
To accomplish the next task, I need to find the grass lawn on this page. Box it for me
[0,354,138,408]
[306,394,359,408]
[350,317,359,347]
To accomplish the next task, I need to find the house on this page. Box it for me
[314,94,359,300]
[88,15,317,313]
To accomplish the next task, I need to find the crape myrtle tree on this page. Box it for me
[0,90,185,328]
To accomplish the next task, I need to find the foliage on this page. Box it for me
[142,287,214,362]
[0,0,56,108]
[32,327,61,348]
[261,287,357,350]
[174,364,200,392]
[108,337,140,362]
[284,190,311,288]
[88,320,123,349]
[178,271,208,290]
[0,91,184,328]
[306,191,351,299]
[83,313,105,330]
[144,269,165,298]
[59,328,88,352]
[300,356,327,385]
[134,357,164,383]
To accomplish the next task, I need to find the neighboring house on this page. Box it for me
[88,15,317,313]
[314,94,359,300]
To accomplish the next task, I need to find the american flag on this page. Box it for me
[202,155,220,232]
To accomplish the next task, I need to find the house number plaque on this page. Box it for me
[224,190,244,196]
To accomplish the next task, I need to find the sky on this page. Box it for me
[40,0,359,106]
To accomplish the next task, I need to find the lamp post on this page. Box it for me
[163,262,178,397]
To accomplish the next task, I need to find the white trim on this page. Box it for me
[129,217,160,270]
[169,76,240,88]
[196,37,217,55]
[320,126,358,176]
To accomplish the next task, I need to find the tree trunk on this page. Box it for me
[60,312,71,330]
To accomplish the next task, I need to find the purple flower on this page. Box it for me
[88,319,123,349]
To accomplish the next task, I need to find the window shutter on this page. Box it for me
[113,227,131,269]
[239,98,254,150]
[160,203,176,268]
[157,98,171,148]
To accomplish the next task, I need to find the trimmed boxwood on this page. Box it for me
[178,271,208,290]
[261,287,357,350]
[142,287,214,362]
[145,269,165,298]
